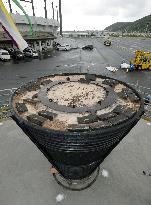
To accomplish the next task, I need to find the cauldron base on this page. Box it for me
[53,166,100,191]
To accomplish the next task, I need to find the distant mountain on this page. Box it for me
[105,22,132,32]
[105,14,151,33]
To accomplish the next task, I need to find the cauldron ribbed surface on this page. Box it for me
[10,73,144,181]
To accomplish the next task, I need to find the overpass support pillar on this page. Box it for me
[39,40,42,52]
[34,41,37,51]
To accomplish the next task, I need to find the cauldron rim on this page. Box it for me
[9,73,144,136]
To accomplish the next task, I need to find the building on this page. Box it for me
[63,31,91,38]
[0,13,60,51]
[62,30,106,38]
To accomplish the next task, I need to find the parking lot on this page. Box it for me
[0,37,151,119]
[0,37,151,89]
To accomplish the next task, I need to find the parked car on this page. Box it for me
[6,48,24,60]
[82,45,93,50]
[32,50,39,58]
[6,47,15,54]
[0,49,11,61]
[57,44,71,51]
[104,40,111,46]
[14,50,24,60]
[53,41,61,49]
[23,47,33,58]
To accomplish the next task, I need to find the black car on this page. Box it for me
[13,50,24,60]
[53,41,61,50]
[23,47,33,58]
[6,48,24,60]
[104,40,111,46]
[82,45,94,50]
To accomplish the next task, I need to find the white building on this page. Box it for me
[10,13,59,36]
[0,13,60,51]
[63,30,105,38]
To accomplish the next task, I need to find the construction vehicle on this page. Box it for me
[130,50,151,71]
[104,37,111,46]
[104,39,111,46]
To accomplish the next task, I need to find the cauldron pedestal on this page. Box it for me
[10,73,144,191]
[52,166,100,191]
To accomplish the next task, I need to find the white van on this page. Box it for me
[0,49,11,61]
[57,44,71,51]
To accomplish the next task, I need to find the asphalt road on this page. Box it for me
[0,37,151,96]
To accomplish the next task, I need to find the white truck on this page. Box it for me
[57,44,71,51]
[0,49,11,61]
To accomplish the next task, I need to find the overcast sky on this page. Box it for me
[4,0,151,31]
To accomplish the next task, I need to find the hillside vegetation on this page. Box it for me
[105,14,151,33]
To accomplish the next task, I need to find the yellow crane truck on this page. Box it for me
[130,50,151,71]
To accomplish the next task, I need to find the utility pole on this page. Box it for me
[31,0,35,16]
[44,0,47,19]
[51,2,54,19]
[56,6,58,21]
[8,0,12,13]
[59,0,62,36]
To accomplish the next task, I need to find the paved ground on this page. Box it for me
[0,37,151,93]
[0,119,151,205]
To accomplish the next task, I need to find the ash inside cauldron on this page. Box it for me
[10,73,144,190]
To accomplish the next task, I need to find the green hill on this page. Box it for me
[105,14,151,33]
[105,22,132,32]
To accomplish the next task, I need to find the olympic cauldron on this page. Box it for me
[10,73,144,190]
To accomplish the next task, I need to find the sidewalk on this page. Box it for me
[0,119,151,205]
